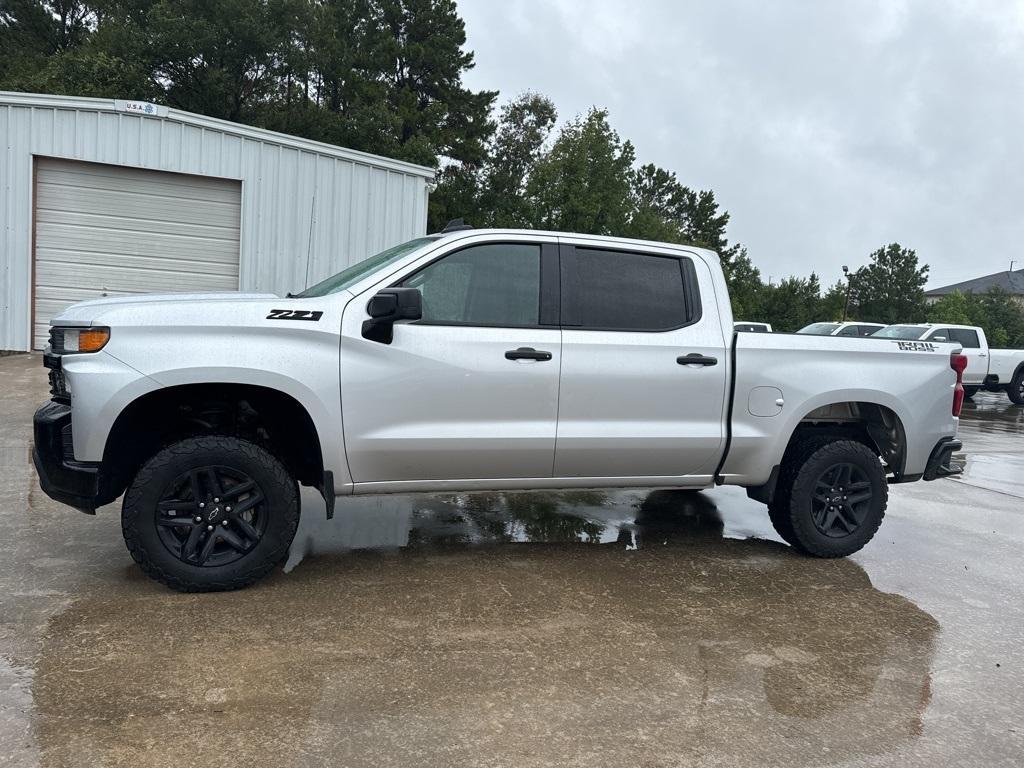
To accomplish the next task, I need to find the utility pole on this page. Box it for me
[842,265,852,321]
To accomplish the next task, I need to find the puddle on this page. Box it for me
[285,486,779,572]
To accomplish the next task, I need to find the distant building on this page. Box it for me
[925,268,1024,305]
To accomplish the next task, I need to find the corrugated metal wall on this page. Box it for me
[0,91,434,352]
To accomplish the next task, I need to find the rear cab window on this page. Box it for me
[560,245,700,331]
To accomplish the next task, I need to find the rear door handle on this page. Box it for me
[677,353,718,367]
[505,347,553,361]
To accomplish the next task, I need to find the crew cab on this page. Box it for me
[33,229,965,591]
[797,321,887,337]
[872,323,1024,404]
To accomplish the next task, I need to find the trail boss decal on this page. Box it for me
[266,309,324,322]
[894,341,938,352]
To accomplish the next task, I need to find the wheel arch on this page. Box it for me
[101,382,327,503]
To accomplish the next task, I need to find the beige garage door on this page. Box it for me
[33,158,241,349]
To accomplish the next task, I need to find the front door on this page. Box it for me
[553,242,728,480]
[341,238,562,485]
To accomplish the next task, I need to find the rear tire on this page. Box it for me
[963,386,979,400]
[1009,370,1024,405]
[770,438,887,558]
[122,436,299,592]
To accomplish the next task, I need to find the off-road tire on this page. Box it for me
[771,438,887,558]
[122,436,299,592]
[767,434,836,547]
[1009,370,1024,406]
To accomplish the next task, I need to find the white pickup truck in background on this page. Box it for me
[33,228,966,592]
[873,323,1024,403]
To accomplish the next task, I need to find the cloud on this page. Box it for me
[458,0,1024,288]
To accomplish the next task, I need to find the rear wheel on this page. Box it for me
[1009,370,1024,405]
[122,436,299,592]
[769,438,887,557]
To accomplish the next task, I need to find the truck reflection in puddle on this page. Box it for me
[285,487,774,571]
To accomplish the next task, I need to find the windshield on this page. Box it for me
[797,322,841,335]
[295,236,439,297]
[871,325,928,340]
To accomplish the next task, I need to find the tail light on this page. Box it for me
[950,353,967,416]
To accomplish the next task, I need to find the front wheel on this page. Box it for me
[963,386,979,400]
[769,439,887,557]
[122,436,299,592]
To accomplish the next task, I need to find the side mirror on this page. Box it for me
[933,336,947,342]
[361,287,422,343]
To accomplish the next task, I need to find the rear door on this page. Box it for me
[553,241,728,480]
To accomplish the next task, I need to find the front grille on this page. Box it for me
[48,327,65,354]
[43,352,70,404]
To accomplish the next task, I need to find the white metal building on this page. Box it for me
[0,91,434,351]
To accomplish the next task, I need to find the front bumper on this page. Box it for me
[923,436,963,481]
[32,401,115,513]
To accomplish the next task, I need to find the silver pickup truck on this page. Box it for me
[33,228,965,591]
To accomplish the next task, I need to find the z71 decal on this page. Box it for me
[266,309,324,322]
[894,341,938,352]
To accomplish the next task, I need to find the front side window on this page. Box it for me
[565,248,693,331]
[400,243,541,326]
[836,325,860,337]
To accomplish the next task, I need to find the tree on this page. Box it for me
[927,291,973,326]
[819,280,849,322]
[850,243,929,324]
[723,248,764,320]
[760,275,823,332]
[625,164,740,268]
[0,0,496,168]
[526,108,636,234]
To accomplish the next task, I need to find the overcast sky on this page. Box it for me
[457,0,1024,289]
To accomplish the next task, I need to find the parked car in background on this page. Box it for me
[798,321,887,337]
[734,321,772,333]
[872,324,1024,403]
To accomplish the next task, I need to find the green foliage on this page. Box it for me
[0,0,496,167]
[431,96,744,275]
[758,275,825,332]
[818,280,849,322]
[928,289,1024,348]
[849,243,929,324]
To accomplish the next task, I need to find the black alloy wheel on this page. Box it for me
[155,466,268,567]
[809,462,874,539]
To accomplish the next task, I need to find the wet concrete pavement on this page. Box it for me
[1,353,1021,767]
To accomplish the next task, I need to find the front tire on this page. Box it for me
[770,439,887,557]
[963,386,979,400]
[122,436,299,592]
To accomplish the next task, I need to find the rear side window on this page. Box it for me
[948,328,980,348]
[856,325,881,336]
[562,247,698,331]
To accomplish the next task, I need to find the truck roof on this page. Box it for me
[432,227,722,263]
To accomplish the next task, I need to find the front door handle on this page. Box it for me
[505,347,553,361]
[677,353,718,367]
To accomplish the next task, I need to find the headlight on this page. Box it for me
[50,327,110,354]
